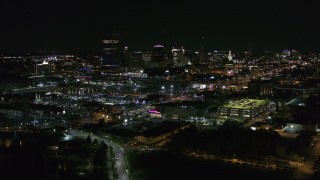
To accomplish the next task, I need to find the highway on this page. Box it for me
[70,129,129,180]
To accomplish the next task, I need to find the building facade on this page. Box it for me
[171,47,185,67]
[35,60,51,75]
[102,32,120,66]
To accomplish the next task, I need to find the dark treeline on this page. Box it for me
[169,121,312,160]
[0,132,109,180]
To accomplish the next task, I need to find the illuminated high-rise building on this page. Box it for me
[171,47,185,67]
[102,32,120,66]
[35,60,51,75]
[228,50,233,61]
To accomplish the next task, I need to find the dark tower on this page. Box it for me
[102,32,120,66]
[122,46,130,67]
[199,36,208,64]
[22,96,30,121]
[152,45,165,62]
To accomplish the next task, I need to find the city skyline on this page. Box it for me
[2,1,320,180]
[1,1,320,53]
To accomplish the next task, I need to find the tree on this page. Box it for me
[93,138,98,145]
[93,144,107,167]
[86,135,92,143]
[100,141,108,151]
[98,119,105,125]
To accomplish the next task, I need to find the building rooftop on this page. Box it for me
[222,99,267,109]
[140,121,188,137]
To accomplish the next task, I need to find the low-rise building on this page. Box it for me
[218,99,269,119]
[135,122,191,145]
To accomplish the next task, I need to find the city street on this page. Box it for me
[70,129,129,180]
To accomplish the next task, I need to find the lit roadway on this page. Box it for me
[186,150,301,171]
[293,135,320,180]
[243,110,272,128]
[70,129,129,180]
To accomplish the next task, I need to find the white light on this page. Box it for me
[102,40,119,44]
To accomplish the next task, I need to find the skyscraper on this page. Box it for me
[35,60,51,75]
[199,36,208,64]
[122,46,130,67]
[152,45,165,61]
[102,32,120,66]
[147,45,167,68]
[228,50,233,61]
[171,47,185,67]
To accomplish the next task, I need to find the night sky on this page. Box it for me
[0,1,319,53]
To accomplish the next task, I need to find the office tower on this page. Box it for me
[130,51,143,69]
[228,50,233,61]
[171,47,185,67]
[152,44,165,61]
[147,45,167,68]
[102,32,120,66]
[248,79,274,97]
[122,46,130,67]
[199,36,208,64]
[35,60,51,75]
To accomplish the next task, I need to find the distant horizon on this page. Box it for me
[1,32,319,54]
[0,45,319,55]
[1,1,319,54]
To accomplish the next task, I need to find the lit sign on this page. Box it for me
[148,109,160,114]
[154,45,164,48]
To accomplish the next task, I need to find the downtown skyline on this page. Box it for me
[2,2,320,179]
